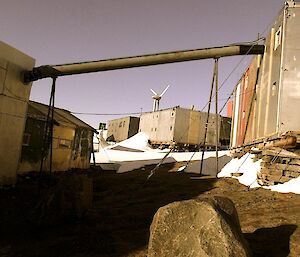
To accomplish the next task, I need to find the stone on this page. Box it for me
[148,196,251,257]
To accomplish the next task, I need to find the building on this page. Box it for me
[107,116,140,142]
[139,106,231,149]
[19,101,96,173]
[0,41,35,186]
[93,128,108,152]
[230,1,300,148]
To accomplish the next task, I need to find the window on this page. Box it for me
[22,133,31,146]
[119,122,123,127]
[170,126,173,131]
[274,26,282,51]
[58,139,72,149]
[99,122,106,130]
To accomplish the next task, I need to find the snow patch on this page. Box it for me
[93,132,231,173]
[265,176,300,194]
[218,153,300,194]
[218,153,261,188]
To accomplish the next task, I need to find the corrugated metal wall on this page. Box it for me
[231,3,300,147]
[238,56,260,145]
[173,108,191,144]
[139,108,175,144]
[140,107,230,147]
[107,117,130,142]
[278,6,300,133]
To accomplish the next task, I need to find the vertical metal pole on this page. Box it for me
[39,77,56,192]
[200,60,216,175]
[92,133,96,166]
[39,78,55,176]
[215,59,219,175]
[49,77,56,174]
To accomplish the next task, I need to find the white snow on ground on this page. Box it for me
[106,132,156,152]
[218,153,261,188]
[170,151,229,162]
[266,177,300,194]
[93,132,300,194]
[93,132,230,173]
[218,152,300,194]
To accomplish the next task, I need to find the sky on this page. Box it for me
[0,0,286,128]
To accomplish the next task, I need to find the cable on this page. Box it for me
[208,10,282,115]
[201,42,259,112]
[147,148,174,180]
[71,111,144,116]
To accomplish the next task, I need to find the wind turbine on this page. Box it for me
[150,85,170,112]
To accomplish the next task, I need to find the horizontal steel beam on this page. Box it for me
[24,44,264,82]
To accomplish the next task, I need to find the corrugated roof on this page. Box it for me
[28,101,95,131]
[54,108,95,130]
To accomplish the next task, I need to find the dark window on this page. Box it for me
[22,133,31,146]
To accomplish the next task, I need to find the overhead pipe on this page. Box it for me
[24,44,264,83]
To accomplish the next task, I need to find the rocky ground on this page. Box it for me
[0,165,299,257]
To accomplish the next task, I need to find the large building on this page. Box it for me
[0,41,35,186]
[139,106,231,149]
[107,116,140,142]
[230,1,300,148]
[19,101,96,173]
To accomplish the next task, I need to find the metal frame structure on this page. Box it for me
[23,43,264,177]
[23,45,264,83]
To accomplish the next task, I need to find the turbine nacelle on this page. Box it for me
[150,85,170,112]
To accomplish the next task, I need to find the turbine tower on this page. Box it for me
[150,85,170,112]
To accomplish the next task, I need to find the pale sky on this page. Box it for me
[0,0,286,128]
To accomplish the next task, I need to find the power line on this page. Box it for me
[71,86,256,117]
[203,12,281,114]
[71,111,144,116]
[201,39,264,112]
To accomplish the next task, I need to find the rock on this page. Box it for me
[148,196,251,257]
[32,174,93,226]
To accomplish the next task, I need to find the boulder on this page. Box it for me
[148,196,251,257]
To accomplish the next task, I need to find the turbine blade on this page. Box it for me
[150,88,157,95]
[160,84,170,97]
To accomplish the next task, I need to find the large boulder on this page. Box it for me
[148,196,251,257]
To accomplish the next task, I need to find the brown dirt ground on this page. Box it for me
[0,164,299,257]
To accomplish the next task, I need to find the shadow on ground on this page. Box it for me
[1,167,298,257]
[244,224,297,257]
[0,165,217,257]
